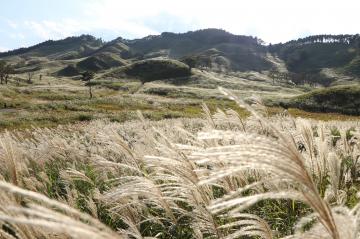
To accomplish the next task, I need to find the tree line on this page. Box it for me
[269,34,360,52]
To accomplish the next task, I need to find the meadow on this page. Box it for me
[0,91,359,238]
[1,68,357,131]
[1,31,360,238]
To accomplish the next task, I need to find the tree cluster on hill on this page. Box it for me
[269,34,360,52]
[126,28,268,58]
[269,34,360,75]
[180,55,212,69]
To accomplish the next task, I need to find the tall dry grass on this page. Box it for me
[0,90,359,238]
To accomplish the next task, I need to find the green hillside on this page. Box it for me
[2,31,359,78]
[76,53,127,71]
[0,35,104,60]
[4,30,358,79]
[56,64,80,77]
[270,34,360,77]
[126,29,272,71]
[107,58,191,82]
[1,29,360,120]
[279,85,360,115]
[91,38,132,58]
[343,56,360,76]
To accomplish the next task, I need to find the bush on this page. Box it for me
[77,114,93,121]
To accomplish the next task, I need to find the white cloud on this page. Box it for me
[10,33,25,39]
[6,19,18,29]
[80,0,360,43]
[12,0,360,43]
[0,46,8,52]
[24,20,88,40]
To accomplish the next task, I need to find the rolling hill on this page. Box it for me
[1,29,275,75]
[0,35,104,60]
[0,29,359,125]
[277,84,360,115]
[269,34,360,85]
[125,29,272,71]
[106,58,191,82]
[2,29,359,82]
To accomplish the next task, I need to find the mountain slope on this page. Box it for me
[270,34,360,76]
[279,84,360,115]
[0,35,104,60]
[125,29,272,71]
[1,30,359,83]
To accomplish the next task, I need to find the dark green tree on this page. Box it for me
[181,56,197,70]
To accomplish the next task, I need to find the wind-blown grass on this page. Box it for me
[0,90,359,238]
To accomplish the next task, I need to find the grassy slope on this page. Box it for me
[122,59,191,81]
[1,67,358,131]
[1,32,359,131]
[104,58,192,83]
[0,35,104,60]
[0,71,248,130]
[0,105,359,238]
[127,29,272,72]
[279,43,357,73]
[279,85,360,115]
[272,39,360,86]
[343,55,360,76]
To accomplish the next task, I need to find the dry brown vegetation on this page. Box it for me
[0,91,359,238]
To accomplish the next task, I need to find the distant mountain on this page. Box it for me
[0,35,104,60]
[269,34,360,77]
[125,29,271,71]
[1,30,359,85]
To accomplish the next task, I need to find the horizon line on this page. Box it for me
[1,28,360,53]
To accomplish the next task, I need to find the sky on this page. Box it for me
[1,0,359,52]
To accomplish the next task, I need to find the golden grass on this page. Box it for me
[268,107,360,121]
[0,93,359,238]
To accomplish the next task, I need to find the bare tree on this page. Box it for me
[0,61,14,84]
[0,61,5,84]
[27,72,35,84]
[81,71,95,99]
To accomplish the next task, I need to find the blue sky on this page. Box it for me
[1,0,359,52]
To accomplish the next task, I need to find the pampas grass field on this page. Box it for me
[0,90,359,239]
